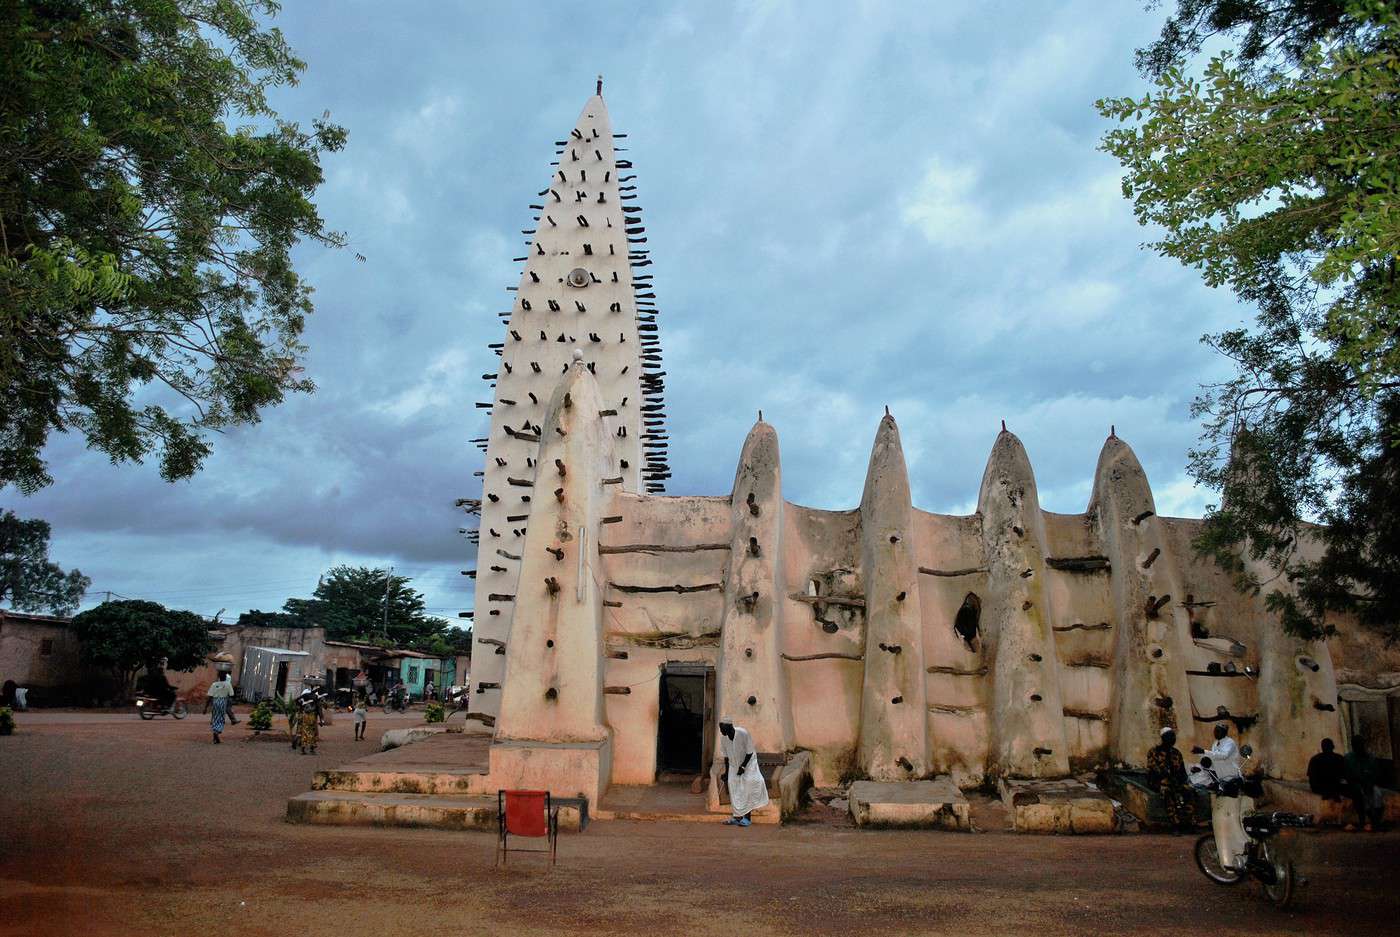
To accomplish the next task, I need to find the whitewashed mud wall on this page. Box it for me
[483,364,1398,797]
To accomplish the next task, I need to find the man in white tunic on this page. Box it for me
[1193,723,1250,870]
[719,720,769,826]
[1193,722,1243,781]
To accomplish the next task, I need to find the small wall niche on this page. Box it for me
[954,592,982,650]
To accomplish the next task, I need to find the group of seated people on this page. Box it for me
[1308,735,1388,831]
[1147,724,1389,832]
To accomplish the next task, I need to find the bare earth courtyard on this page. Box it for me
[2,714,1397,937]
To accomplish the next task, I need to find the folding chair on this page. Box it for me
[496,789,558,866]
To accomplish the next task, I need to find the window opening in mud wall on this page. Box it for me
[954,593,982,651]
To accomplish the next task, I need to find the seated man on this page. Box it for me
[1146,727,1197,831]
[1307,737,1349,802]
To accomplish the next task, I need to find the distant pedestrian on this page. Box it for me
[208,671,234,744]
[294,686,321,755]
[353,692,368,742]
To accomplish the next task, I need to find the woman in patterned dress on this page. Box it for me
[294,687,321,754]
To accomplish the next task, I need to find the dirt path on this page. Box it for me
[1,713,1396,937]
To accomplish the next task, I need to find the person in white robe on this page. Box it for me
[719,720,769,826]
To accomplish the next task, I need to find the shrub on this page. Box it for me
[248,701,273,732]
[0,707,13,736]
[424,702,446,724]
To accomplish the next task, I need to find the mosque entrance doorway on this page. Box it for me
[656,663,715,778]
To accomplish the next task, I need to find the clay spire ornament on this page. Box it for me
[466,88,667,716]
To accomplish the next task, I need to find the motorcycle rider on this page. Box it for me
[137,661,177,711]
[1194,722,1243,781]
[1194,723,1250,870]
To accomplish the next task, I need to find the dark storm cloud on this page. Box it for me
[3,1,1243,618]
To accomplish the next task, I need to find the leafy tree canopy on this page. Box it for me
[0,0,347,493]
[234,608,300,629]
[1100,1,1400,640]
[422,625,473,660]
[1137,0,1360,78]
[0,510,89,614]
[70,597,214,695]
[281,565,449,651]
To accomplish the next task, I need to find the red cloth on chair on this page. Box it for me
[503,790,549,837]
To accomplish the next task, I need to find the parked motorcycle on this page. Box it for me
[135,695,188,720]
[1191,745,1311,908]
[445,685,470,712]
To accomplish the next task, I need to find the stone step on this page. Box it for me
[313,766,487,796]
[998,777,1118,834]
[592,804,779,824]
[847,778,970,829]
[595,784,780,824]
[286,790,584,831]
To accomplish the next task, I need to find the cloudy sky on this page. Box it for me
[4,1,1247,623]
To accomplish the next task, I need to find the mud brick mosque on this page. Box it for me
[442,85,1400,825]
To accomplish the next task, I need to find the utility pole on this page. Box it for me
[381,566,394,643]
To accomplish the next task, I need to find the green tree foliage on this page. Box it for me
[416,626,472,660]
[234,608,300,629]
[0,510,89,614]
[0,0,347,493]
[70,598,214,697]
[281,565,448,650]
[1100,1,1400,640]
[247,699,272,731]
[1136,0,1359,78]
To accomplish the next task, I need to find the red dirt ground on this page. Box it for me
[1,712,1397,937]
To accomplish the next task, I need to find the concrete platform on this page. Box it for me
[847,778,970,829]
[1099,770,1208,831]
[311,731,490,796]
[287,789,585,831]
[998,778,1118,834]
[597,783,780,824]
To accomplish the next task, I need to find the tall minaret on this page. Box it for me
[465,82,669,716]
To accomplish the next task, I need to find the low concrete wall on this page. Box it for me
[848,779,971,830]
[1000,778,1118,834]
[379,724,462,750]
[287,790,584,832]
[1263,779,1400,825]
[777,751,812,821]
[1100,770,1209,830]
